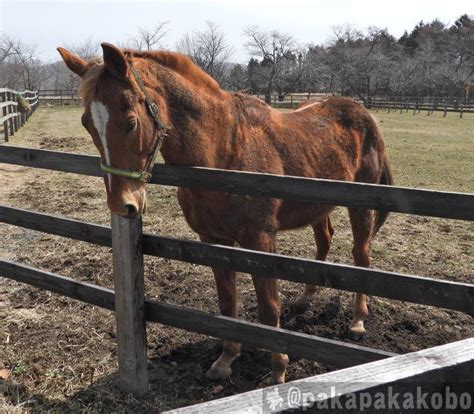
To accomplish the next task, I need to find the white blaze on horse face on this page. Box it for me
[90,100,111,188]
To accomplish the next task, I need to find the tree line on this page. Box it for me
[1,15,472,103]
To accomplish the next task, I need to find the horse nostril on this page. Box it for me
[125,204,138,218]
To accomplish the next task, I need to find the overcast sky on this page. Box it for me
[1,0,472,63]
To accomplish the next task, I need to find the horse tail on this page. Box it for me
[372,153,394,238]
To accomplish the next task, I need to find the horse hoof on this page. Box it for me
[206,363,232,380]
[281,301,310,321]
[349,320,366,335]
[272,375,286,385]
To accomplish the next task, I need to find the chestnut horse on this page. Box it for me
[58,43,393,384]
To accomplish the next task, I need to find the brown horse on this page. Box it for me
[58,43,393,384]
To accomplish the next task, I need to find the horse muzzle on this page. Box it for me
[106,187,147,218]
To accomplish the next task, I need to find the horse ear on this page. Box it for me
[101,43,128,79]
[57,47,88,78]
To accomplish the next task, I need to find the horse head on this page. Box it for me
[58,43,172,217]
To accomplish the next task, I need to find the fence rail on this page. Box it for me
[1,204,472,315]
[1,142,473,407]
[0,146,473,221]
[38,89,80,105]
[0,260,396,368]
[46,90,474,113]
[261,93,474,115]
[0,88,39,142]
[369,98,474,117]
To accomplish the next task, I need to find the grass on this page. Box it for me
[375,109,473,192]
[0,105,473,412]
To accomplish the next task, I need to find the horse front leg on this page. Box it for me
[242,231,289,384]
[200,235,241,380]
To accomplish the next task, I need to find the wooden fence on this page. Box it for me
[262,93,474,116]
[0,145,473,410]
[38,89,81,106]
[369,96,474,118]
[170,338,474,413]
[36,89,474,116]
[0,88,39,142]
[259,93,331,108]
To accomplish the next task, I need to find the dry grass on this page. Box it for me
[0,105,473,412]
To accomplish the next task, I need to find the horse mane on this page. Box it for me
[79,61,104,105]
[132,50,222,93]
[78,49,221,105]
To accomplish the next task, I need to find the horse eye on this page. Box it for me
[125,118,137,133]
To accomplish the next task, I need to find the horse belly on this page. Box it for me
[277,201,334,230]
[177,188,279,241]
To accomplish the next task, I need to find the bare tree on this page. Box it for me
[130,22,169,50]
[66,37,100,60]
[325,25,396,102]
[176,21,232,84]
[0,34,48,90]
[243,26,298,103]
[274,49,307,99]
[0,35,16,87]
[0,35,16,64]
[388,53,421,96]
[302,45,334,94]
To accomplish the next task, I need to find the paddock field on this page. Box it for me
[1,106,473,412]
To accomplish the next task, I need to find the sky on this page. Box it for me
[1,0,473,63]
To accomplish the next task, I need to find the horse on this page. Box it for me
[58,43,393,384]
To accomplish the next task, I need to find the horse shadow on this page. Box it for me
[4,291,447,412]
[1,338,287,412]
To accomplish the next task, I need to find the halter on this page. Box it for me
[100,64,171,183]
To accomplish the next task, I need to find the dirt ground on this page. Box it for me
[0,106,473,412]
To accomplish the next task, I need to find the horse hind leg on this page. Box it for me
[292,216,334,313]
[348,208,373,334]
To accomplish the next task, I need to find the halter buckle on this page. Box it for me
[141,171,152,183]
[147,102,158,118]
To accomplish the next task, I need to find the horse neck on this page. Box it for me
[159,72,238,168]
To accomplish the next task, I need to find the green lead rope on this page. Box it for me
[100,163,152,182]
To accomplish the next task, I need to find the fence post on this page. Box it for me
[20,94,25,126]
[35,91,39,112]
[7,92,14,137]
[111,214,149,397]
[13,94,19,133]
[1,91,8,142]
[26,92,30,121]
